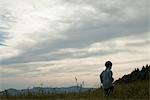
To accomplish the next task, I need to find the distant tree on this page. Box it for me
[146,64,149,68]
[136,68,139,72]
[4,89,8,97]
[142,66,145,71]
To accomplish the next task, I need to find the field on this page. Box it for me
[0,80,149,100]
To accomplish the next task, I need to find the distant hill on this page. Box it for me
[0,86,95,96]
[114,64,150,84]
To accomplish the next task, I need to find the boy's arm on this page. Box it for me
[109,71,114,82]
[100,71,103,84]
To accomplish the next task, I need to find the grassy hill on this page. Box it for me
[0,64,149,100]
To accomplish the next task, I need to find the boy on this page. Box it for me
[100,61,114,96]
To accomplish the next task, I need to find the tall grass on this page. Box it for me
[0,80,149,100]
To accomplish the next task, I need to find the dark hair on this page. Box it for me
[105,61,112,68]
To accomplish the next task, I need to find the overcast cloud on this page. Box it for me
[0,0,149,89]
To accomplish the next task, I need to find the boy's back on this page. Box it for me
[100,69,113,89]
[100,61,114,96]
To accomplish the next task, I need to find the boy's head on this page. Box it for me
[105,61,112,69]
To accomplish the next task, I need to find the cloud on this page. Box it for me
[1,32,149,65]
[1,33,149,78]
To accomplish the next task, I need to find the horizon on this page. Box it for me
[0,0,149,90]
[0,64,149,91]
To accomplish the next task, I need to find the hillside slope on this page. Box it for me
[114,64,150,84]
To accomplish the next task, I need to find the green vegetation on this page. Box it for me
[0,80,149,100]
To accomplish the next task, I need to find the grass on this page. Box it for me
[0,80,149,100]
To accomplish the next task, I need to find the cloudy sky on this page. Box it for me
[0,0,149,90]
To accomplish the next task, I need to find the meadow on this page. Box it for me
[0,80,149,100]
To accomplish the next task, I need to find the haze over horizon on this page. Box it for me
[0,0,149,90]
